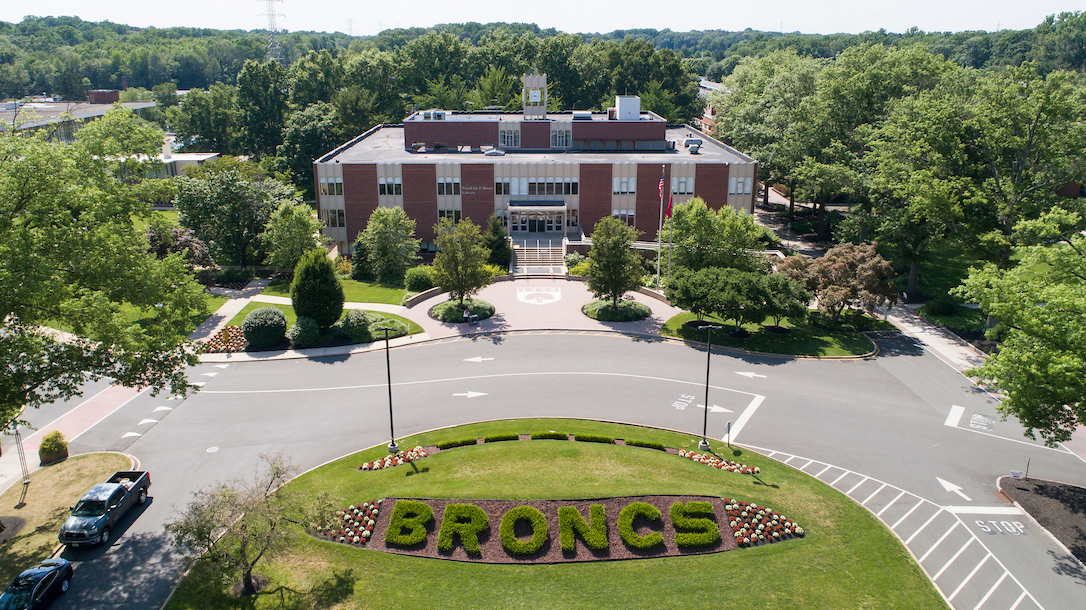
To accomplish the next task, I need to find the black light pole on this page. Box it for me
[377,327,398,454]
[699,324,722,452]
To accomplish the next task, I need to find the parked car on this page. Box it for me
[58,471,150,547]
[0,558,72,609]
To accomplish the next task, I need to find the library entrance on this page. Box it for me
[508,201,572,234]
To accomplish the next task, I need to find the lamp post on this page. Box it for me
[699,324,722,452]
[377,327,398,454]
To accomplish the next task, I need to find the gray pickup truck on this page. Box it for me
[58,470,151,547]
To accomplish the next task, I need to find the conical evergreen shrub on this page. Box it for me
[290,249,344,329]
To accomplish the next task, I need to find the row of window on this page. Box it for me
[672,176,694,195]
[612,209,636,226]
[729,176,754,195]
[550,130,571,147]
[612,176,636,195]
[323,208,345,228]
[319,177,343,196]
[378,177,403,196]
[494,177,579,196]
[438,209,462,222]
[437,177,461,195]
[499,130,520,147]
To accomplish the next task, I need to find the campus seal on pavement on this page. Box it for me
[517,287,561,305]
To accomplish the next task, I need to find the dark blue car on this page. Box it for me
[0,559,72,609]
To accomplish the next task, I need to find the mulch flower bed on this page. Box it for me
[1000,477,1086,564]
[725,498,804,547]
[316,500,383,546]
[677,449,760,474]
[201,325,246,353]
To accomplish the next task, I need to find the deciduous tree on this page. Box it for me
[808,242,898,321]
[261,200,327,275]
[353,207,420,284]
[432,217,491,306]
[663,198,764,273]
[586,216,644,308]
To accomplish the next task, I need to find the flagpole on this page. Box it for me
[656,165,664,289]
[667,195,673,282]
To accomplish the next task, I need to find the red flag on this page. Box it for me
[665,195,674,219]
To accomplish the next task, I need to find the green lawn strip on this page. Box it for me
[0,453,132,584]
[263,279,407,305]
[165,419,944,610]
[225,301,423,336]
[661,312,886,357]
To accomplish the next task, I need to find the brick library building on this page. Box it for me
[314,75,757,255]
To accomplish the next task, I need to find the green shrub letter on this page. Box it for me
[618,501,664,550]
[499,505,549,555]
[384,500,434,547]
[437,503,490,556]
[670,501,720,548]
[558,504,609,552]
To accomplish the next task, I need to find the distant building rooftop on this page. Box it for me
[0,101,156,132]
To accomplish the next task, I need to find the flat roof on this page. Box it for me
[322,125,752,166]
[0,101,157,131]
[404,109,665,124]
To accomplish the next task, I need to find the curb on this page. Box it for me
[996,476,1086,574]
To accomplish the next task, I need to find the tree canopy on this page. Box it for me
[0,107,205,427]
[353,207,420,284]
[586,216,644,308]
[431,217,491,305]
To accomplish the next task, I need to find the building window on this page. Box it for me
[528,179,537,196]
[567,209,579,226]
[438,177,460,195]
[499,130,520,148]
[612,208,635,226]
[571,178,579,195]
[672,176,694,195]
[613,176,635,195]
[394,177,402,195]
[334,178,343,195]
[337,209,345,226]
[495,179,511,195]
[730,176,751,195]
[438,209,461,223]
[378,178,387,196]
[729,177,738,195]
[319,178,328,196]
[546,178,555,196]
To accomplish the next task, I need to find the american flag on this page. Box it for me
[658,172,665,196]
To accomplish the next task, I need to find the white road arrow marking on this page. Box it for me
[452,391,488,399]
[735,372,767,379]
[694,404,733,413]
[137,419,158,426]
[937,477,973,501]
[463,357,494,363]
[202,372,219,377]
[121,432,142,439]
[153,406,173,413]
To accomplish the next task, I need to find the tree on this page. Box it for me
[146,214,217,282]
[166,83,238,154]
[480,214,512,268]
[175,170,295,268]
[808,242,898,321]
[0,108,206,428]
[763,273,813,326]
[353,207,420,284]
[953,208,1086,445]
[290,249,344,329]
[261,200,327,275]
[164,453,338,597]
[431,217,491,306]
[235,59,289,157]
[665,267,717,321]
[278,103,340,190]
[586,216,644,308]
[704,268,770,334]
[663,198,764,273]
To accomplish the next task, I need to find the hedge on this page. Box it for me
[558,504,608,552]
[574,434,614,444]
[287,316,320,348]
[530,431,568,440]
[384,500,434,547]
[618,502,664,550]
[338,309,374,343]
[499,505,549,555]
[625,439,666,451]
[242,306,287,349]
[436,438,478,450]
[437,503,489,556]
[670,501,721,548]
[483,433,520,443]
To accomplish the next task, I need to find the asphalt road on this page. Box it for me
[51,331,1086,609]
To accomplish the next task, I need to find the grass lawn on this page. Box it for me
[47,292,229,337]
[166,419,944,610]
[661,311,894,357]
[0,453,132,584]
[263,279,407,305]
[226,301,423,336]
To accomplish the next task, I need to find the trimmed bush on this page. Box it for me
[368,316,408,340]
[582,299,650,322]
[385,500,434,547]
[430,299,496,323]
[287,316,320,348]
[574,434,614,444]
[670,501,721,548]
[242,306,287,349]
[484,433,520,443]
[483,263,507,278]
[564,252,587,268]
[39,430,67,454]
[437,503,489,556]
[618,502,664,550]
[404,265,435,292]
[625,439,666,451]
[291,249,345,329]
[499,505,549,555]
[530,431,568,441]
[436,438,478,450]
[558,504,608,552]
[338,309,374,343]
[568,261,592,276]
